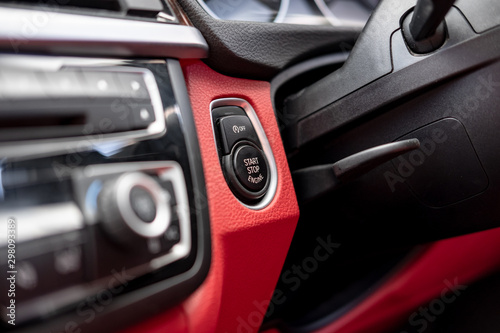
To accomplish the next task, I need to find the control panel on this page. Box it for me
[73,162,191,280]
[211,99,277,207]
[0,57,210,333]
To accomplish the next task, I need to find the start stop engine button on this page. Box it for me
[232,144,268,192]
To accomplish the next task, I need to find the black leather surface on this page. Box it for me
[177,0,361,80]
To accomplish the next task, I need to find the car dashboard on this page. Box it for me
[0,1,500,333]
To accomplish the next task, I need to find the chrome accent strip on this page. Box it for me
[314,0,342,26]
[0,54,128,71]
[314,0,367,27]
[195,0,289,23]
[0,203,84,247]
[151,164,191,268]
[115,172,171,238]
[210,98,278,210]
[0,7,208,58]
[274,0,290,24]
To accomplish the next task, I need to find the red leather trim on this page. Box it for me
[313,226,500,333]
[119,306,188,333]
[179,60,299,333]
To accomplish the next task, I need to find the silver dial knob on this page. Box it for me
[98,172,171,244]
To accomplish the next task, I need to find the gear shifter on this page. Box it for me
[402,0,456,53]
[281,0,491,150]
[409,0,455,40]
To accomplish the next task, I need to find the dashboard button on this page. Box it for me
[41,70,86,98]
[114,73,150,100]
[232,144,268,192]
[82,71,122,97]
[2,244,85,304]
[99,172,171,244]
[219,115,260,154]
[130,104,156,129]
[130,186,157,223]
[123,0,164,18]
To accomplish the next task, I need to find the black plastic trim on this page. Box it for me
[287,25,500,150]
[176,0,361,80]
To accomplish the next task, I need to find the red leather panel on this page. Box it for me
[313,226,500,333]
[179,60,299,333]
[119,306,188,333]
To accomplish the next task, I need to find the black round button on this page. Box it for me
[232,145,268,192]
[129,186,157,223]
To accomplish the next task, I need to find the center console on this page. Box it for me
[0,56,210,333]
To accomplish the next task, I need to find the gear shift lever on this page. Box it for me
[402,0,455,53]
[409,0,455,40]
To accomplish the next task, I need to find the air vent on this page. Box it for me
[0,0,177,22]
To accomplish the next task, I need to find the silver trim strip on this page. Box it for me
[314,0,368,27]
[195,0,289,24]
[0,7,208,58]
[151,164,192,268]
[274,0,290,24]
[314,0,342,26]
[0,203,84,247]
[210,98,278,210]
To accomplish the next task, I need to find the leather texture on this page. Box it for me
[176,0,361,80]
[311,226,500,333]
[119,306,188,333]
[179,60,299,333]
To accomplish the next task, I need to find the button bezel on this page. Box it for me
[210,98,278,210]
[113,172,171,240]
[218,114,261,154]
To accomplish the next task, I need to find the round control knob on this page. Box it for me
[222,141,269,203]
[130,186,157,223]
[98,172,171,244]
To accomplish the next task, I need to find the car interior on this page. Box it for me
[0,0,499,332]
